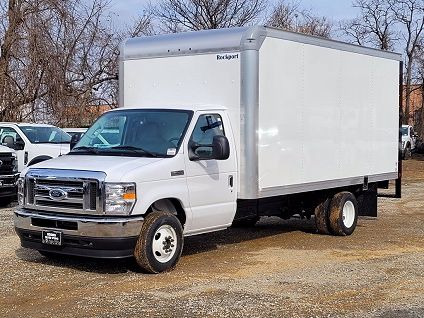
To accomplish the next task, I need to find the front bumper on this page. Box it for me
[0,173,19,198]
[14,208,144,258]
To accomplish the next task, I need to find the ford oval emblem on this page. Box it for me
[49,189,67,201]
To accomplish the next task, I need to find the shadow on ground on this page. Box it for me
[15,216,316,274]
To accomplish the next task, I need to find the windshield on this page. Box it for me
[401,127,408,136]
[71,109,193,157]
[20,126,71,144]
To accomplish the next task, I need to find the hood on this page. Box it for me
[0,145,15,153]
[28,154,165,181]
[37,143,71,155]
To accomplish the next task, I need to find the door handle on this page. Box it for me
[229,175,234,188]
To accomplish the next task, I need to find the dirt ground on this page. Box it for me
[1,157,424,318]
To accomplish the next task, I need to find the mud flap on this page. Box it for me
[357,184,377,217]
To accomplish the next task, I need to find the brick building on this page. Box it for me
[403,84,423,137]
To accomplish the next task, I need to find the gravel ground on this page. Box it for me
[0,157,424,318]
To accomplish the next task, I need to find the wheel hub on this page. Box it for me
[152,225,177,263]
[162,235,175,253]
[342,200,355,228]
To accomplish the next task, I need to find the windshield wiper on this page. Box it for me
[71,146,100,155]
[109,145,159,157]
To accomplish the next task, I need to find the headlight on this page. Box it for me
[104,183,136,215]
[17,177,24,206]
[12,153,18,172]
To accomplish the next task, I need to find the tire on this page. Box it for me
[134,211,183,274]
[328,192,358,236]
[403,144,412,160]
[232,216,260,227]
[314,197,331,235]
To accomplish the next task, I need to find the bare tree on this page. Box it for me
[129,13,155,37]
[392,0,424,125]
[150,0,267,33]
[340,0,397,50]
[266,1,332,38]
[0,0,125,126]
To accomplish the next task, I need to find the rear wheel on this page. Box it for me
[314,197,331,235]
[329,192,358,236]
[134,211,183,274]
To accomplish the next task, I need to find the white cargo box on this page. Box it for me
[120,26,401,200]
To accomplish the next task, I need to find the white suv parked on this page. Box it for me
[0,123,71,171]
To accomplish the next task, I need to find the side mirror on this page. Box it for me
[188,135,230,161]
[212,135,230,160]
[70,134,81,150]
[15,140,25,150]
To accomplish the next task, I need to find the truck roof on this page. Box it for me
[0,122,55,127]
[120,26,402,62]
[108,104,228,113]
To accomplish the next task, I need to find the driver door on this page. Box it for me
[184,112,237,234]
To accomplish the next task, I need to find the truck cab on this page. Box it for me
[401,125,417,159]
[15,106,236,268]
[0,123,71,171]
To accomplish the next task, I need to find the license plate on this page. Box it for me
[42,231,62,246]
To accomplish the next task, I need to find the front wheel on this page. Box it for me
[329,192,358,236]
[134,211,183,274]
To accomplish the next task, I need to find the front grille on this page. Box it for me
[0,153,16,174]
[26,177,99,214]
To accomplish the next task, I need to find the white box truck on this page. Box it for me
[14,26,402,273]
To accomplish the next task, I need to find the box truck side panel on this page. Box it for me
[258,37,399,194]
[122,53,241,156]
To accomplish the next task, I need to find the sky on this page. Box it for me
[108,0,359,25]
[301,0,358,21]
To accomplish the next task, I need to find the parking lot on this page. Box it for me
[0,157,423,318]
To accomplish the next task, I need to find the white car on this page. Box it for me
[62,128,87,140]
[401,125,417,159]
[0,123,71,172]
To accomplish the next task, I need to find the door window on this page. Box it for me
[0,127,24,145]
[189,114,225,159]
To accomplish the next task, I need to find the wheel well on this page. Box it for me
[149,198,186,226]
[28,155,52,166]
